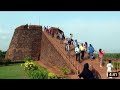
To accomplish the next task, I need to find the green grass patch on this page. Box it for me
[0,63,29,79]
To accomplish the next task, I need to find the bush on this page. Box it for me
[61,66,70,75]
[48,72,58,79]
[23,57,33,62]
[28,68,48,79]
[0,58,4,65]
[22,60,38,71]
[118,62,120,69]
[113,62,118,70]
[22,58,65,79]
[22,59,49,79]
[4,59,11,66]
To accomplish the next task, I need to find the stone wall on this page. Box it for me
[5,25,42,61]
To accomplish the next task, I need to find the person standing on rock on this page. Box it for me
[78,63,95,79]
[80,43,85,60]
[106,60,113,79]
[70,33,73,45]
[84,42,88,53]
[44,26,46,32]
[59,33,63,43]
[98,49,105,67]
[75,45,80,63]
[65,38,70,54]
[73,39,78,48]
[46,26,49,34]
[51,29,54,38]
[62,33,65,40]
[64,38,68,51]
[48,26,51,35]
[88,44,95,60]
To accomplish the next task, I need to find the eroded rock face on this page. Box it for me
[5,25,75,75]
[5,25,42,61]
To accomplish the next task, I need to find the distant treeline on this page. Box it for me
[0,50,6,58]
[104,53,120,60]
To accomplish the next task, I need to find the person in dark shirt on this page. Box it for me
[78,63,95,79]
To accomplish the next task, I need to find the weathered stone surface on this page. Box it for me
[5,25,42,61]
[5,24,75,75]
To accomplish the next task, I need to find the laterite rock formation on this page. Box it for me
[5,25,42,61]
[5,25,74,74]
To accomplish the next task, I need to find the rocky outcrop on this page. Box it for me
[5,25,42,61]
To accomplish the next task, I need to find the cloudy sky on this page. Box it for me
[0,11,120,53]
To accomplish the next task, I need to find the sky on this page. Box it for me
[0,11,120,53]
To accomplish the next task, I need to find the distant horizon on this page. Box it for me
[0,11,120,53]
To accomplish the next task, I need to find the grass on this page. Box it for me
[0,63,29,79]
[103,53,120,60]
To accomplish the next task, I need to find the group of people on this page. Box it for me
[78,60,113,79]
[44,26,65,40]
[63,33,95,63]
[43,26,55,38]
[44,27,114,79]
[68,33,106,68]
[64,33,113,79]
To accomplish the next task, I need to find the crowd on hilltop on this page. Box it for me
[43,26,113,79]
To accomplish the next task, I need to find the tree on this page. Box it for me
[0,50,6,58]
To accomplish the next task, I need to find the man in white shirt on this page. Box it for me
[106,60,113,79]
[75,45,80,63]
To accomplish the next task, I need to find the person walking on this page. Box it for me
[106,60,113,79]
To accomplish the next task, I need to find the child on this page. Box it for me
[106,60,113,79]
[98,49,104,67]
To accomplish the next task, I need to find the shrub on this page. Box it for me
[0,58,4,65]
[22,61,38,71]
[28,68,48,79]
[22,58,65,79]
[48,72,58,79]
[117,62,120,69]
[22,59,48,79]
[4,59,11,66]
[61,66,70,75]
[113,62,117,70]
[23,57,33,62]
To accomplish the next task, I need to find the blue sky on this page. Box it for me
[0,11,120,53]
